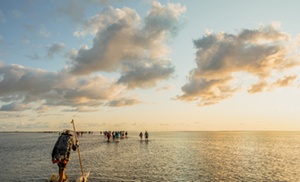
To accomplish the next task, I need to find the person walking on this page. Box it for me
[51,129,79,182]
[145,131,149,141]
[139,132,143,140]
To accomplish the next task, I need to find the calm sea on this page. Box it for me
[1,131,300,181]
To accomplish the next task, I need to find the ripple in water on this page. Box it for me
[0,131,300,181]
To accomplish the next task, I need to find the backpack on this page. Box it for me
[52,133,71,159]
[57,134,71,155]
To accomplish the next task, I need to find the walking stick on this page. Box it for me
[71,119,85,181]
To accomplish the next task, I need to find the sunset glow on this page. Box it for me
[1,0,300,131]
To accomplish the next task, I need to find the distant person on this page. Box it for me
[145,131,149,141]
[106,131,111,142]
[112,131,115,141]
[139,132,143,140]
[125,131,128,138]
[51,129,78,182]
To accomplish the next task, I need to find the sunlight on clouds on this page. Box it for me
[2,0,300,131]
[106,97,140,107]
[0,63,136,112]
[178,23,300,106]
[74,7,140,37]
[70,2,186,90]
[272,75,297,87]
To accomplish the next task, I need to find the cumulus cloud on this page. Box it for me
[117,60,175,89]
[73,6,132,37]
[178,23,300,106]
[0,63,137,112]
[46,43,66,58]
[70,1,186,89]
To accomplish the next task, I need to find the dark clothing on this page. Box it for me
[51,131,77,182]
[52,132,77,163]
[139,132,143,140]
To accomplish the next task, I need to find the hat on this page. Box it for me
[63,129,71,134]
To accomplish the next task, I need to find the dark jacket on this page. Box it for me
[52,132,77,161]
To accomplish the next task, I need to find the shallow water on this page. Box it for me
[1,131,300,181]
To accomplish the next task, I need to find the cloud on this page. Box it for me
[0,63,136,112]
[0,113,26,119]
[248,80,268,93]
[73,6,133,37]
[106,97,140,107]
[178,23,300,106]
[36,105,52,113]
[0,102,31,111]
[46,42,66,58]
[70,1,186,89]
[117,60,175,89]
[272,75,297,87]
[62,107,98,112]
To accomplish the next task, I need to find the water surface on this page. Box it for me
[1,131,300,181]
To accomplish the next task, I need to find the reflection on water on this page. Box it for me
[0,131,300,181]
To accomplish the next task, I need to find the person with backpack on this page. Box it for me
[51,129,79,182]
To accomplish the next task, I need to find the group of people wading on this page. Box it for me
[103,131,128,142]
[139,131,149,141]
[51,129,150,181]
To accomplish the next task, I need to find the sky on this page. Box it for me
[1,0,300,132]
